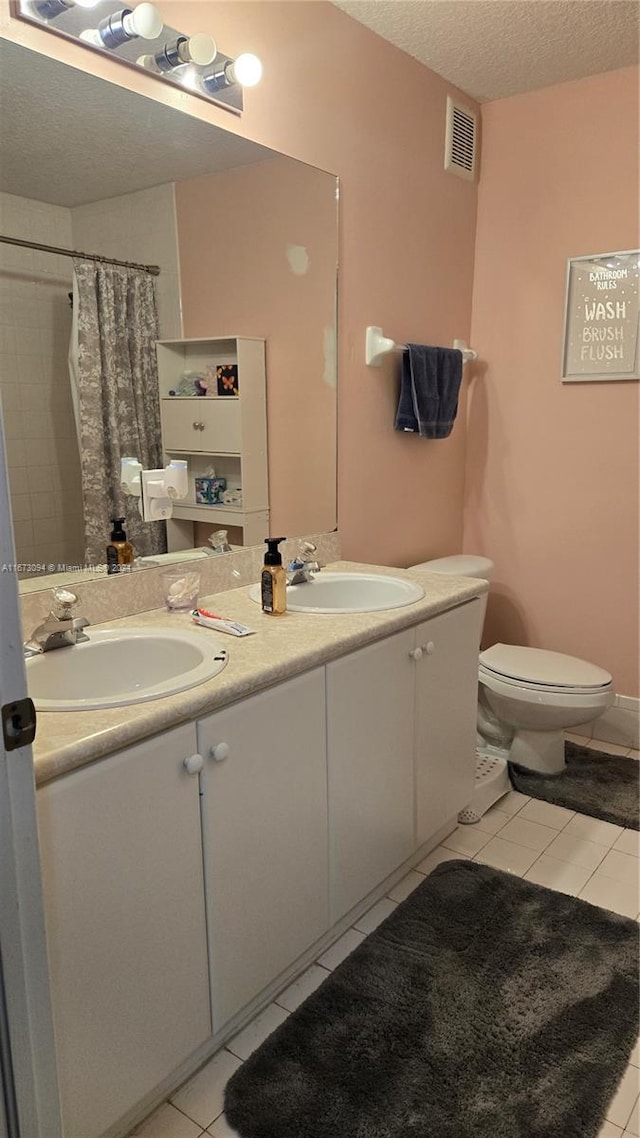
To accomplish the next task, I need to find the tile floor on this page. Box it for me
[131,734,640,1138]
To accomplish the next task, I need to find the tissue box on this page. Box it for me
[195,477,227,505]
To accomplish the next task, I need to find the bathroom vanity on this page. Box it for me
[33,563,485,1138]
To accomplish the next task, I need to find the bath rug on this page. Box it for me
[224,860,639,1138]
[510,740,639,830]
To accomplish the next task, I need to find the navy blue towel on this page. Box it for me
[394,344,463,439]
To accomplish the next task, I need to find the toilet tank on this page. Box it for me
[408,554,494,581]
[408,554,494,645]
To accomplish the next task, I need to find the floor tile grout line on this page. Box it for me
[167,1100,206,1128]
[170,1091,229,1132]
[508,793,632,853]
[274,963,332,1010]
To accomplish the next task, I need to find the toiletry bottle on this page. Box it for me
[106,517,134,575]
[261,537,287,615]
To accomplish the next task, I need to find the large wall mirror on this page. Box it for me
[0,40,338,588]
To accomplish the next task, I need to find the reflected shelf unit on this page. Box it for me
[157,336,269,549]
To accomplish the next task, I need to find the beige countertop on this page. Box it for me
[32,561,487,787]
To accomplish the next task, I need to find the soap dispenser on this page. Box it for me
[106,517,134,574]
[261,537,287,615]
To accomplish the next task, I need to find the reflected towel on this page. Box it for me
[394,344,463,439]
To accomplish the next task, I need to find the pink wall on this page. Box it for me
[175,157,337,536]
[466,67,639,695]
[0,1,479,568]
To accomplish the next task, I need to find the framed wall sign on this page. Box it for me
[561,249,639,382]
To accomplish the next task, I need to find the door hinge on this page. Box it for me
[1,698,37,751]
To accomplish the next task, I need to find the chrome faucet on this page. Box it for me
[24,589,91,656]
[287,541,324,586]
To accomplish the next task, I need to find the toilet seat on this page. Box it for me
[479,644,612,695]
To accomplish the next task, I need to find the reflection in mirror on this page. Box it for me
[0,40,338,586]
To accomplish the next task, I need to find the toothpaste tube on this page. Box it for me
[192,607,256,637]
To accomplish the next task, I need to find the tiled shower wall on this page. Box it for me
[0,191,84,572]
[0,183,182,572]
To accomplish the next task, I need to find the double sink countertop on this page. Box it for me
[31,561,488,787]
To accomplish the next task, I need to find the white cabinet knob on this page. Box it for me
[409,647,423,661]
[210,742,230,762]
[423,641,435,655]
[183,753,204,775]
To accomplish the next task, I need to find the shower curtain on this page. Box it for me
[71,261,167,564]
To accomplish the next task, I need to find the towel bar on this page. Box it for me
[365,325,478,368]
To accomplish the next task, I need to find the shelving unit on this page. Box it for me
[156,336,269,549]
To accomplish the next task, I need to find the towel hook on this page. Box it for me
[365,326,477,367]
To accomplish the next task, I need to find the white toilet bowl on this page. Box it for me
[409,554,614,777]
[478,643,614,775]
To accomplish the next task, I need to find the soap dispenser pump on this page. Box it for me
[261,537,287,614]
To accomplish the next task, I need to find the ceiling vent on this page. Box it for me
[444,96,478,181]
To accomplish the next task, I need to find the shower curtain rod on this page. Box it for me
[0,233,161,276]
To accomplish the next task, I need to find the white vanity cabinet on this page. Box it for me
[326,627,416,922]
[414,600,483,844]
[326,598,483,921]
[37,724,211,1138]
[197,668,329,1031]
[34,588,484,1137]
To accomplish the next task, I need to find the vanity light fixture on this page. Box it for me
[138,33,217,74]
[202,52,263,92]
[80,2,162,49]
[17,0,256,114]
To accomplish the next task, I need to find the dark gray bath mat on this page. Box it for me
[510,740,639,830]
[224,860,639,1138]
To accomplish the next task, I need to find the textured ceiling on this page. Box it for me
[0,41,276,206]
[333,0,639,102]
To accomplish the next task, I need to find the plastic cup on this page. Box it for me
[161,568,200,612]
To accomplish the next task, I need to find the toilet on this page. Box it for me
[409,554,614,792]
[478,642,613,775]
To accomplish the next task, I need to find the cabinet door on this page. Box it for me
[161,398,242,453]
[326,629,416,923]
[37,724,210,1138]
[414,600,483,845]
[198,669,328,1030]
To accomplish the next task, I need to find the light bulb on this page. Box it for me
[80,27,102,44]
[124,3,163,40]
[182,33,217,66]
[202,51,263,94]
[82,3,162,49]
[228,52,262,87]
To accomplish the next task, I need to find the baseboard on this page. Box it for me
[582,694,640,751]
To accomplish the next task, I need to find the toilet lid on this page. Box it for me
[479,644,612,689]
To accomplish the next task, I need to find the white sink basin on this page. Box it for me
[249,572,425,614]
[26,627,228,711]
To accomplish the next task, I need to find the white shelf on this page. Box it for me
[172,503,247,519]
[156,336,269,551]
